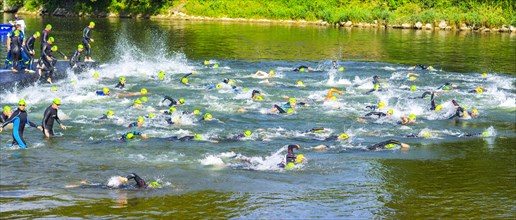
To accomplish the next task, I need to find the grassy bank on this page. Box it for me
[8,0,516,28]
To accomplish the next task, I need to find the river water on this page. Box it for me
[0,15,515,219]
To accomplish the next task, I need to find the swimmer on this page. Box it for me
[162,134,204,142]
[115,77,126,89]
[459,131,490,138]
[403,131,432,138]
[436,82,458,91]
[252,90,263,101]
[448,100,470,119]
[180,71,197,85]
[119,131,147,141]
[0,100,43,148]
[468,86,487,94]
[65,173,149,189]
[293,65,313,72]
[128,117,144,127]
[271,98,297,114]
[364,109,394,119]
[278,144,304,168]
[117,88,148,98]
[365,101,386,111]
[400,113,417,125]
[217,130,252,141]
[1,106,13,123]
[366,75,384,94]
[42,98,67,138]
[323,133,350,141]
[254,70,275,78]
[96,87,111,96]
[406,73,419,81]
[367,139,410,150]
[410,64,433,70]
[324,88,344,101]
[98,110,115,120]
[161,96,185,107]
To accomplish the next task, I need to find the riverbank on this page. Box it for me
[4,0,515,33]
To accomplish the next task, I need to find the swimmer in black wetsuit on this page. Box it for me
[115,77,126,89]
[293,65,313,72]
[448,100,468,119]
[162,134,203,142]
[278,144,304,168]
[98,110,115,120]
[367,139,409,150]
[69,44,84,68]
[271,98,297,114]
[119,131,147,141]
[366,75,383,94]
[65,173,151,189]
[252,90,262,100]
[436,82,458,91]
[42,98,67,138]
[24,32,40,72]
[10,30,22,72]
[365,109,394,119]
[82,22,95,62]
[128,117,144,128]
[0,100,43,148]
[411,64,433,70]
[161,96,185,106]
[180,72,197,85]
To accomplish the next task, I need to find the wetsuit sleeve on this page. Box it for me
[54,114,62,125]
[42,44,50,57]
[430,93,436,110]
[42,108,52,130]
[115,82,123,88]
[182,73,192,78]
[1,111,20,128]
[421,91,432,99]
[83,27,91,41]
[365,112,386,118]
[448,107,464,119]
[385,139,401,145]
[55,50,66,58]
[131,131,142,136]
[26,116,38,128]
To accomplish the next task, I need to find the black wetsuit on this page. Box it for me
[164,136,195,141]
[1,113,9,123]
[98,114,109,120]
[1,108,38,148]
[162,96,179,107]
[436,82,451,91]
[429,92,437,110]
[293,65,310,72]
[128,122,139,128]
[42,105,62,136]
[82,26,93,57]
[11,35,22,70]
[367,139,402,150]
[115,81,125,89]
[69,49,82,68]
[40,42,54,77]
[449,100,466,119]
[415,64,428,70]
[365,112,387,118]
[278,145,298,168]
[24,35,36,70]
[365,105,379,110]
[40,29,50,51]
[366,76,382,94]
[126,173,147,188]
[252,90,261,98]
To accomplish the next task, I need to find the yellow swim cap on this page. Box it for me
[409,114,416,120]
[300,68,305,72]
[107,110,115,117]
[330,96,337,100]
[181,78,188,84]
[475,87,483,94]
[193,109,200,115]
[385,143,395,149]
[422,131,431,137]
[216,84,222,89]
[158,71,165,80]
[89,21,95,27]
[169,107,176,113]
[141,96,148,102]
[269,70,275,75]
[179,98,185,104]
[51,85,58,91]
[409,76,416,81]
[287,108,294,113]
[378,102,385,109]
[289,98,296,104]
[204,60,210,65]
[472,108,478,114]
[297,81,304,86]
[140,88,148,94]
[481,73,487,77]
[93,72,99,78]
[102,87,109,94]
[213,63,219,68]
[148,113,155,118]
[295,154,305,163]
[134,99,142,105]
[126,133,134,139]
[410,85,417,91]
[204,113,213,120]
[18,99,26,106]
[194,134,203,140]
[137,117,144,123]
[387,109,394,115]
[244,130,252,137]
[53,98,61,105]
[3,106,11,112]
[256,95,263,101]
[338,67,345,71]
[435,105,442,111]
[338,133,349,139]
[481,131,489,137]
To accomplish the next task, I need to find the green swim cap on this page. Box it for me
[107,110,115,117]
[140,88,148,94]
[134,99,142,105]
[137,116,144,123]
[141,96,148,102]
[93,72,99,78]
[51,46,58,51]
[18,99,26,106]
[34,31,41,37]
[204,113,213,120]
[148,181,161,188]
[178,98,185,104]
[442,85,450,90]
[300,68,305,72]
[89,21,95,27]
[338,133,349,139]
[53,98,61,105]
[119,76,125,82]
[13,30,20,35]
[102,87,109,94]
[194,134,202,140]
[409,113,416,120]
[126,133,134,139]
[213,63,219,68]
[409,76,416,81]
[78,44,84,49]
[472,108,478,114]
[169,107,177,113]
[193,109,200,115]
[158,71,165,80]
[3,106,11,112]
[289,98,296,104]
[244,130,252,137]
[410,85,416,91]
[181,77,188,84]
[338,67,345,71]
[148,113,156,118]
[46,24,52,29]
[387,109,394,115]
[51,85,57,91]
[385,143,395,149]
[70,80,76,84]
[48,36,55,43]
[269,70,275,75]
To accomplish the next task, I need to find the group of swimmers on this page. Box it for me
[4,14,95,83]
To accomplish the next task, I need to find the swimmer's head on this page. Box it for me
[51,85,57,91]
[51,45,58,51]
[255,95,263,101]
[295,154,305,163]
[213,63,219,68]
[338,67,345,71]
[410,85,417,91]
[52,98,61,105]
[126,133,134,139]
[385,143,395,149]
[481,131,489,137]
[300,67,305,72]
[378,102,386,109]
[330,96,337,100]
[46,24,52,29]
[244,130,252,137]
[475,87,483,94]
[409,76,416,81]
[216,84,222,89]
[387,109,394,115]
[158,70,165,80]
[179,98,185,105]
[435,105,443,111]
[102,87,109,94]
[471,108,479,117]
[93,72,99,78]
[287,108,294,114]
[141,96,148,102]
[373,84,380,90]
[181,77,188,84]
[289,97,297,104]
[481,73,488,77]
[204,60,210,65]
[269,70,275,75]
[89,21,95,27]
[34,31,41,37]
[338,133,349,139]
[409,113,416,120]
[3,106,11,113]
[107,110,115,117]
[18,99,26,106]
[134,99,142,105]
[204,113,213,121]
[169,107,177,113]
[140,88,148,95]
[119,77,125,83]
[147,113,156,119]
[48,36,55,43]
[148,181,161,188]
[422,131,431,137]
[193,109,200,115]
[442,85,450,90]
[297,81,304,86]
[77,44,84,50]
[194,134,203,140]
[137,117,145,123]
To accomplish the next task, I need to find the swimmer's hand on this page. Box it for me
[0,127,2,132]
[141,133,148,139]
[64,56,68,60]
[401,143,410,148]
[61,124,67,130]
[37,126,43,131]
[90,39,94,43]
